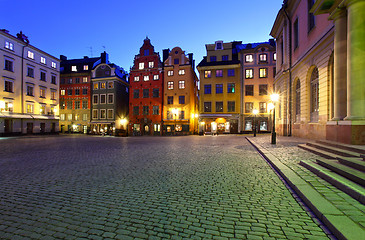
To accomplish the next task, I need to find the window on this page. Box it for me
[210,56,217,62]
[107,81,113,89]
[26,85,34,96]
[259,68,267,78]
[71,66,77,72]
[40,104,46,114]
[245,85,254,96]
[4,59,13,71]
[294,18,299,49]
[245,69,253,79]
[310,68,319,122]
[245,102,253,113]
[75,89,80,95]
[51,90,56,100]
[100,82,106,89]
[27,51,34,59]
[82,88,88,95]
[215,41,223,50]
[4,80,13,92]
[168,81,174,90]
[40,88,46,98]
[216,84,223,94]
[228,101,235,112]
[93,95,98,104]
[134,76,140,82]
[61,79,65,84]
[167,111,172,119]
[3,100,13,112]
[133,106,139,116]
[179,80,185,89]
[227,83,235,93]
[83,77,88,83]
[259,85,268,95]
[222,55,228,61]
[153,106,159,115]
[83,65,88,71]
[60,100,65,109]
[75,78,80,84]
[273,52,277,61]
[216,102,223,112]
[227,69,235,76]
[167,96,173,104]
[27,67,34,77]
[51,75,56,84]
[82,100,88,109]
[144,49,149,56]
[178,69,185,75]
[168,70,174,76]
[146,61,154,68]
[133,89,139,99]
[68,78,72,84]
[5,41,14,50]
[67,89,72,95]
[216,70,223,77]
[308,0,315,32]
[144,75,149,81]
[143,106,149,115]
[52,62,57,68]
[245,54,253,63]
[153,75,159,80]
[60,89,65,96]
[174,58,179,65]
[100,94,106,104]
[179,96,185,104]
[274,67,277,77]
[67,114,73,121]
[41,57,46,64]
[143,89,149,98]
[26,103,34,113]
[179,111,185,120]
[139,62,144,69]
[204,70,211,78]
[83,113,88,121]
[75,101,80,109]
[259,54,267,62]
[107,109,114,119]
[259,102,267,113]
[40,71,46,81]
[153,88,159,98]
[108,94,114,104]
[100,109,106,119]
[67,100,72,109]
[295,80,301,122]
[92,109,98,119]
[204,102,211,112]
[60,114,65,121]
[204,84,211,94]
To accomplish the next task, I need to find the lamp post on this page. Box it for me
[253,109,259,137]
[270,93,279,144]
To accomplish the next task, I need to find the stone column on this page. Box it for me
[344,0,365,120]
[331,8,347,120]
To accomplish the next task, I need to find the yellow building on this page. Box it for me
[197,41,241,134]
[163,47,199,135]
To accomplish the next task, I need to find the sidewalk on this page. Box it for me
[246,135,365,240]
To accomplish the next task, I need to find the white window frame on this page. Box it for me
[107,109,114,119]
[100,94,106,104]
[107,93,114,104]
[93,94,98,105]
[60,114,65,121]
[5,41,14,50]
[41,57,46,64]
[67,113,73,121]
[168,70,174,76]
[83,113,88,121]
[143,75,149,81]
[71,66,77,72]
[27,51,34,59]
[139,62,144,70]
[178,69,185,75]
[153,75,159,80]
[149,61,154,68]
[92,109,98,119]
[245,54,253,63]
[100,109,106,119]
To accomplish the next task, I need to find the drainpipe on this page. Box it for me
[282,3,292,136]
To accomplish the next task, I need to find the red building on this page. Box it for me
[129,37,164,135]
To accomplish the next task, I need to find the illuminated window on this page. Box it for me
[41,57,46,64]
[259,68,267,78]
[51,90,56,100]
[26,103,34,113]
[273,52,277,61]
[134,76,140,82]
[168,81,174,90]
[139,62,144,69]
[5,41,14,50]
[216,70,223,77]
[245,54,253,63]
[178,69,185,75]
[259,102,267,113]
[83,77,88,83]
[60,89,65,96]
[259,54,267,62]
[100,82,106,89]
[100,109,106,119]
[228,83,235,93]
[71,66,77,72]
[245,102,253,113]
[144,75,149,81]
[178,80,185,89]
[27,51,34,59]
[39,104,46,114]
[40,88,46,98]
[168,70,174,76]
[83,65,88,70]
[52,62,57,68]
[153,75,159,80]
[108,81,114,88]
[204,70,211,78]
[245,69,253,79]
[149,61,154,68]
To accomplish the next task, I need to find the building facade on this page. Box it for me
[0,30,60,136]
[197,41,241,134]
[163,47,199,135]
[129,37,164,136]
[237,40,276,133]
[90,52,129,136]
[59,55,101,133]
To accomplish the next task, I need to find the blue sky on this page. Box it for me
[1,0,282,72]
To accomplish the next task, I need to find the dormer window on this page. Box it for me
[215,41,223,50]
[83,65,88,70]
[72,66,77,72]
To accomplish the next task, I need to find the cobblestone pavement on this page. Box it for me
[248,135,365,231]
[0,135,331,239]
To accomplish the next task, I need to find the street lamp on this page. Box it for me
[253,109,259,137]
[270,93,279,144]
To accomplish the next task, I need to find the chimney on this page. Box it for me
[269,38,276,46]
[84,56,89,59]
[101,51,109,63]
[188,53,195,69]
[246,43,252,49]
[16,31,29,44]
[162,49,170,63]
[60,55,67,61]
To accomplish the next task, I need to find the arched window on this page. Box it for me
[310,68,319,122]
[295,80,301,122]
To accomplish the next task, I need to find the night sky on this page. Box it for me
[1,0,282,73]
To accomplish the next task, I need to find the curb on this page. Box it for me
[246,137,365,240]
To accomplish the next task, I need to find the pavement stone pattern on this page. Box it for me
[0,135,331,239]
[248,135,365,231]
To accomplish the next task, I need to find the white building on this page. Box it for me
[0,30,60,135]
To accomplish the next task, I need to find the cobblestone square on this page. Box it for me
[0,135,331,239]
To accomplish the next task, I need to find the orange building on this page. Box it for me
[162,47,199,135]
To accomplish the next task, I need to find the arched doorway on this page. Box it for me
[144,124,150,135]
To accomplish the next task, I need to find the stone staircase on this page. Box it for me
[298,140,365,205]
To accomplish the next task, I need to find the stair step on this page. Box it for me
[316,140,365,155]
[298,144,341,159]
[300,160,365,205]
[307,142,361,158]
[337,157,365,173]
[316,158,365,187]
